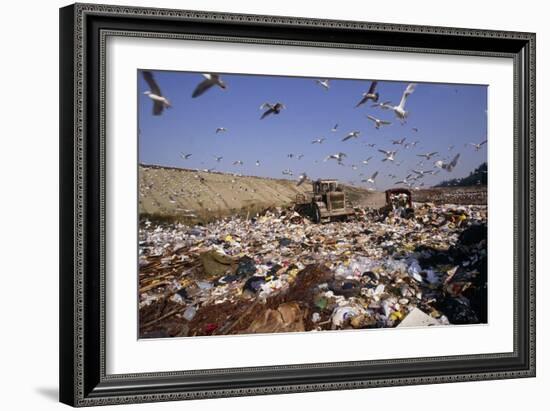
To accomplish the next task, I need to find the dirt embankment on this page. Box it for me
[139,164,379,224]
[139,165,487,224]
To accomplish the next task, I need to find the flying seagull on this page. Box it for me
[382,83,417,122]
[212,155,223,162]
[315,79,330,90]
[372,100,392,108]
[260,102,286,119]
[391,137,406,145]
[297,172,308,186]
[412,127,419,132]
[367,115,391,129]
[394,177,412,186]
[342,131,361,142]
[367,171,379,184]
[180,153,192,160]
[378,149,397,162]
[469,139,488,151]
[362,156,373,165]
[233,160,244,166]
[435,153,460,172]
[325,152,347,163]
[417,151,439,160]
[366,143,376,148]
[142,71,171,115]
[192,73,227,97]
[331,123,339,132]
[215,127,227,134]
[311,137,326,144]
[412,169,434,178]
[282,169,293,176]
[255,160,261,166]
[356,81,379,107]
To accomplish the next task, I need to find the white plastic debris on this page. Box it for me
[397,308,441,328]
[331,306,359,327]
[183,306,197,321]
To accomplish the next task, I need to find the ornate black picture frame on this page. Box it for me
[59,3,535,407]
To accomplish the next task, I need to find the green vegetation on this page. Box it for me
[436,162,487,187]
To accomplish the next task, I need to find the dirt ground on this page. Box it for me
[139,164,384,223]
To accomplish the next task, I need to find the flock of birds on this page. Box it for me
[141,71,487,191]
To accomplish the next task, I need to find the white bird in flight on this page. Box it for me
[311,137,326,144]
[435,153,460,172]
[367,115,391,129]
[342,131,361,142]
[356,81,379,107]
[412,169,434,178]
[297,172,308,186]
[316,79,330,90]
[469,139,488,151]
[142,71,171,116]
[260,102,286,119]
[180,153,192,160]
[331,123,339,132]
[362,156,373,165]
[372,100,392,108]
[215,127,227,134]
[381,83,417,122]
[325,152,347,163]
[366,171,379,184]
[378,149,397,162]
[417,151,439,160]
[394,177,411,186]
[391,137,406,145]
[282,169,293,176]
[212,155,223,162]
[233,160,243,166]
[192,73,227,97]
[255,160,261,166]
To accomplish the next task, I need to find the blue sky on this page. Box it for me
[138,70,487,190]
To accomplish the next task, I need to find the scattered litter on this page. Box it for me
[397,307,441,328]
[139,203,487,337]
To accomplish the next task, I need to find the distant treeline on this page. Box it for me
[435,162,487,187]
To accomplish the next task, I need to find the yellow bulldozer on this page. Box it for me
[295,179,355,223]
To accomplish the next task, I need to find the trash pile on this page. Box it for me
[138,203,487,338]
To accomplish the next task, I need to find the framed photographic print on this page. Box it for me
[59,3,536,407]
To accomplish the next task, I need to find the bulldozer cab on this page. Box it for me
[313,180,341,194]
[313,180,345,211]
